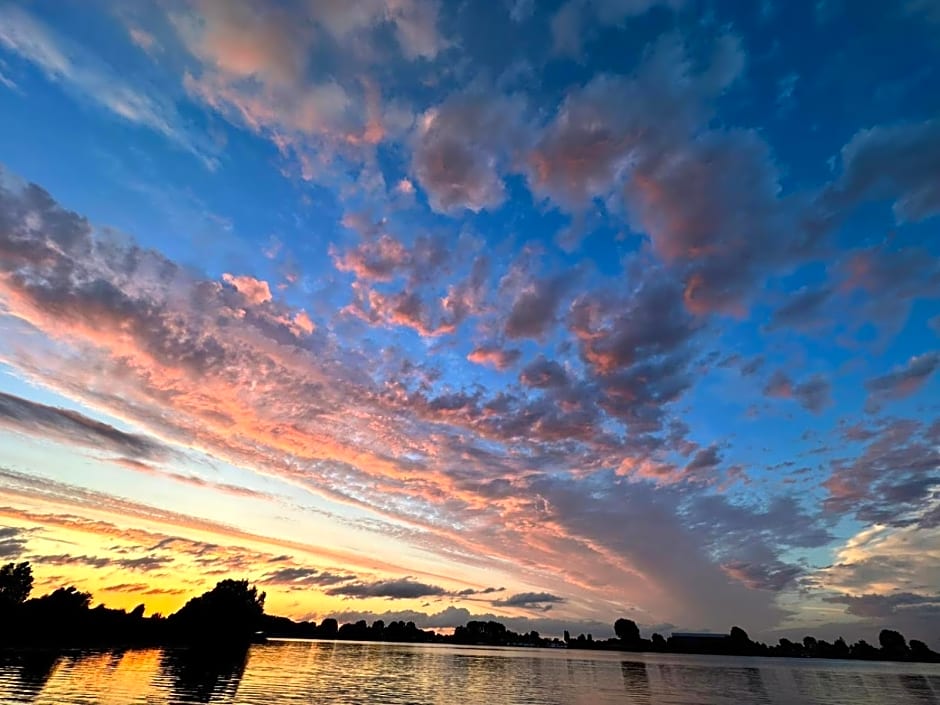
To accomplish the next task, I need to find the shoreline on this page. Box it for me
[3,637,938,666]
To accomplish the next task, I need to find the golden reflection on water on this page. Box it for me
[0,640,938,705]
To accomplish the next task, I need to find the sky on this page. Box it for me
[0,0,937,646]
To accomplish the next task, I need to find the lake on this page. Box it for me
[1,639,938,704]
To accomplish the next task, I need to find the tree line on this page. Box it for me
[1,561,936,662]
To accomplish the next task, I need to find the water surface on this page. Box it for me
[1,639,938,704]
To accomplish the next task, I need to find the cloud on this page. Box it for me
[29,552,169,571]
[221,273,274,306]
[836,244,940,341]
[492,591,565,609]
[412,92,527,213]
[865,352,939,407]
[721,560,803,591]
[0,164,924,641]
[333,229,448,285]
[763,371,832,413]
[0,526,28,558]
[907,0,940,22]
[111,458,270,501]
[262,567,356,587]
[335,226,487,338]
[812,522,940,599]
[571,267,695,374]
[529,33,743,210]
[326,578,449,599]
[330,605,614,639]
[550,0,686,58]
[519,356,568,389]
[530,34,814,315]
[504,273,575,340]
[457,586,505,596]
[624,129,807,316]
[467,346,521,371]
[127,27,160,55]
[766,285,833,331]
[0,5,215,166]
[824,592,940,620]
[823,419,939,524]
[826,119,940,223]
[0,391,169,461]
[0,469,421,584]
[684,444,722,476]
[174,0,446,181]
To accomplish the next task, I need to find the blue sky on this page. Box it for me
[0,0,937,644]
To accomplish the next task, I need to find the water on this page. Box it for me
[1,639,939,704]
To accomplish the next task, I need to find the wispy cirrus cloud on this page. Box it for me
[0,5,217,167]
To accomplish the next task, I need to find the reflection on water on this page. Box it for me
[160,647,249,704]
[0,640,938,704]
[0,651,59,702]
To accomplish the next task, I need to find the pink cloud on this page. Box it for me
[467,346,521,371]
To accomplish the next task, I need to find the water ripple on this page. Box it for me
[1,641,938,704]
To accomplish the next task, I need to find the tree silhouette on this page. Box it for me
[32,586,92,612]
[879,629,909,659]
[910,640,933,661]
[0,561,33,608]
[319,618,338,638]
[170,579,265,642]
[614,618,640,644]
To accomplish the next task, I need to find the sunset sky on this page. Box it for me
[0,0,938,645]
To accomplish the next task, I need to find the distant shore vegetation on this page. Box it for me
[1,561,937,663]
